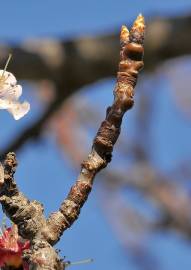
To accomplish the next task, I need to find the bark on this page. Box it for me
[0,15,145,269]
[1,13,191,157]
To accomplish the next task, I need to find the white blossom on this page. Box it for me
[0,70,30,120]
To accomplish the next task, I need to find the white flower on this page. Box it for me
[0,70,30,120]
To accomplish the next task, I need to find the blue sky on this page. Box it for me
[0,1,191,270]
[1,0,191,41]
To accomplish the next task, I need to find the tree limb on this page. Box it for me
[1,14,191,156]
[44,14,145,244]
[0,15,145,269]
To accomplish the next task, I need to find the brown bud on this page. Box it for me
[124,43,144,61]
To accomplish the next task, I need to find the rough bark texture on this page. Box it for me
[0,15,145,269]
[0,153,64,269]
[43,15,145,245]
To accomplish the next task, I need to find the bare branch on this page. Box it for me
[1,14,191,156]
[0,153,64,269]
[0,15,145,269]
[44,15,145,244]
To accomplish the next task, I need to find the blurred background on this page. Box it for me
[1,1,191,269]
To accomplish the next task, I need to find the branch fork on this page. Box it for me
[0,14,145,270]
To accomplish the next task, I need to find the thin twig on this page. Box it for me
[0,15,145,269]
[45,14,145,245]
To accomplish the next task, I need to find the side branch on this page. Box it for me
[0,153,64,269]
[0,153,46,240]
[0,15,145,269]
[2,14,191,156]
[45,14,145,245]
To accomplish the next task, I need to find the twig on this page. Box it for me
[45,14,145,245]
[0,15,145,269]
[1,14,191,156]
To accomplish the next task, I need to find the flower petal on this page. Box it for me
[0,71,17,97]
[0,70,30,119]
[2,85,22,101]
[0,98,13,109]
[8,101,30,120]
[0,70,17,86]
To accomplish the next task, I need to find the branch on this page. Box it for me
[0,14,145,269]
[1,14,191,156]
[0,153,64,269]
[44,14,145,244]
[103,164,191,238]
[0,96,62,160]
[2,14,191,81]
